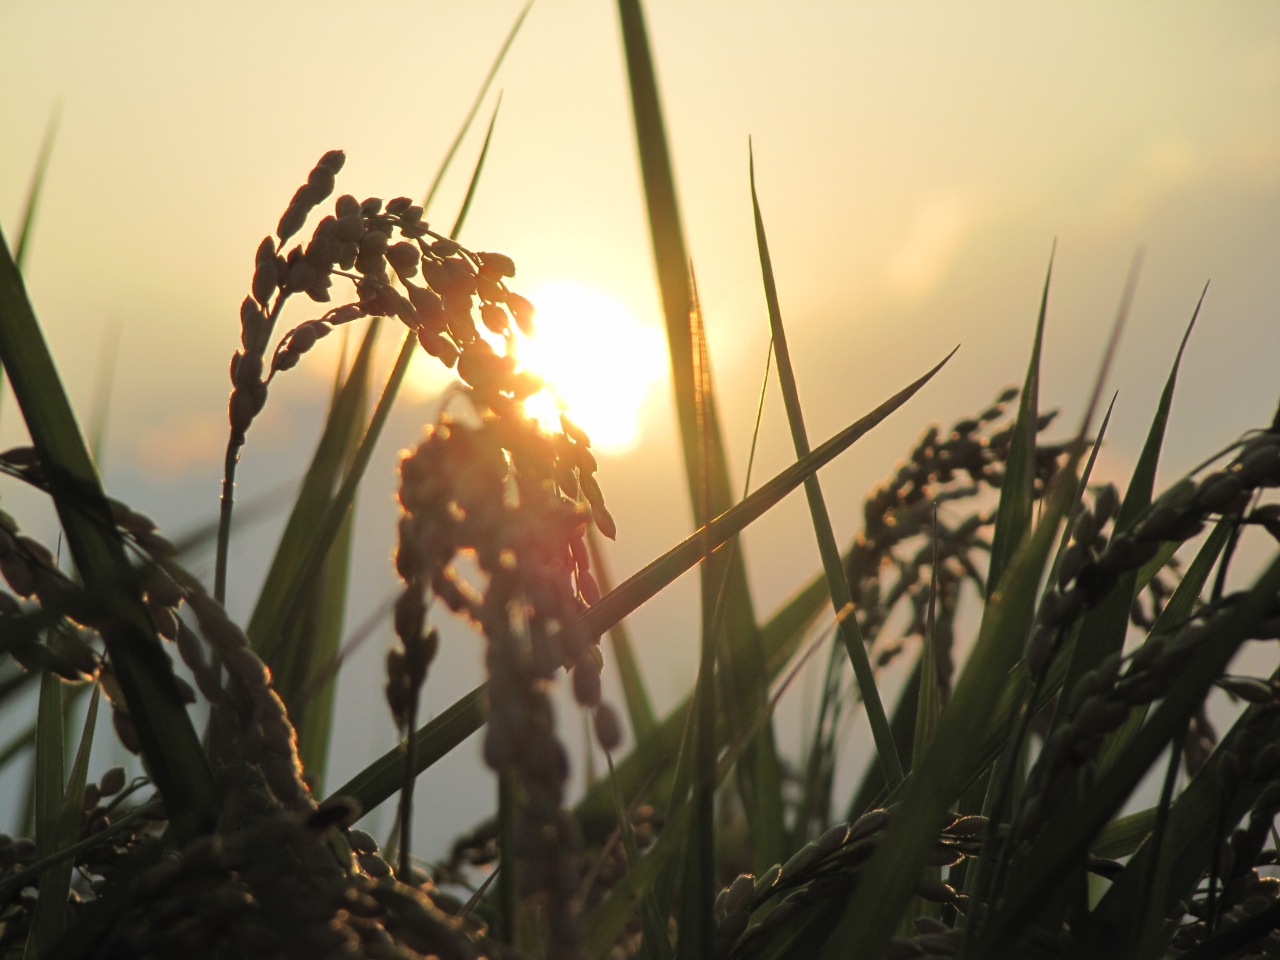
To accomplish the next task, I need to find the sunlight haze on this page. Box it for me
[2,0,1278,857]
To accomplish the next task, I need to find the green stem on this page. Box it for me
[749,152,903,787]
[214,436,238,604]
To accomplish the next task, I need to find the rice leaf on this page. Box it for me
[1091,668,1280,941]
[606,752,672,960]
[826,459,1080,960]
[846,657,922,818]
[26,685,99,958]
[31,671,65,878]
[588,526,657,740]
[1096,520,1230,774]
[616,0,782,874]
[1091,806,1157,860]
[248,318,378,666]
[13,104,61,272]
[975,549,1280,957]
[0,229,217,835]
[1057,284,1202,726]
[449,95,500,241]
[823,272,1132,958]
[255,94,499,660]
[986,244,1052,594]
[87,321,122,466]
[750,149,902,786]
[583,629,825,960]
[912,513,942,771]
[291,351,371,789]
[330,355,954,814]
[422,1,532,213]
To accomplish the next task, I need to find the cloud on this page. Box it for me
[884,194,973,300]
[134,409,228,477]
[1099,138,1203,226]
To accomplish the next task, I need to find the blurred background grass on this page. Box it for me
[2,0,1279,858]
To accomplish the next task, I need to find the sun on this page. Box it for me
[514,283,667,452]
[404,282,667,452]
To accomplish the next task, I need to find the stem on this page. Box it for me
[396,697,420,882]
[214,436,240,604]
[498,768,518,943]
[750,158,903,787]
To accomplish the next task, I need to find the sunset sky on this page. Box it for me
[3,1,1279,853]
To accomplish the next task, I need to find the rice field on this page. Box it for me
[1,3,1280,958]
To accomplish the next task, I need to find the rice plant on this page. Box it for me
[1,3,1279,959]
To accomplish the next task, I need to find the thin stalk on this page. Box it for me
[685,292,718,960]
[215,293,288,604]
[396,694,420,882]
[1130,726,1186,956]
[13,105,60,271]
[498,769,518,943]
[422,1,532,213]
[749,148,902,786]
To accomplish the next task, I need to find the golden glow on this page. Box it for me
[516,284,667,452]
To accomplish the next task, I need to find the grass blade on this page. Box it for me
[617,0,783,876]
[31,671,65,875]
[87,321,122,466]
[986,243,1053,594]
[256,93,500,661]
[291,352,370,788]
[449,95,500,240]
[330,354,954,815]
[750,147,902,787]
[1092,675,1280,941]
[248,318,378,669]
[606,752,672,960]
[829,462,1081,960]
[1057,279,1200,722]
[583,629,827,960]
[826,274,1132,959]
[0,229,216,835]
[422,1,532,213]
[27,685,99,958]
[14,104,61,272]
[588,526,656,739]
[979,549,1280,956]
[1096,520,1230,773]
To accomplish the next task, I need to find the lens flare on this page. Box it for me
[404,282,666,452]
[515,283,667,452]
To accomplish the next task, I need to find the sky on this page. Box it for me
[2,1,1279,856]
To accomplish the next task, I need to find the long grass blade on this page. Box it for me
[1096,520,1230,774]
[292,355,370,788]
[449,95,501,240]
[583,626,829,960]
[330,353,954,814]
[256,94,502,661]
[978,549,1280,956]
[750,147,902,786]
[606,752,672,960]
[588,526,656,739]
[26,685,99,957]
[826,273,1132,960]
[14,104,61,272]
[249,319,379,665]
[1057,278,1199,721]
[0,229,216,835]
[30,671,65,880]
[87,321,122,466]
[616,0,783,877]
[986,243,1053,594]
[1093,683,1280,942]
[422,1,532,213]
